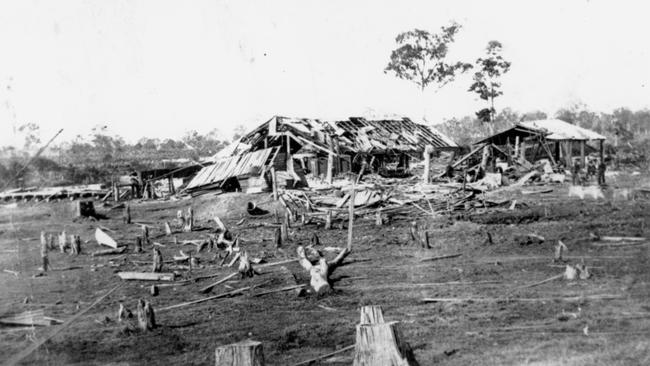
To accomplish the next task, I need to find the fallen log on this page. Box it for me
[117,272,175,281]
[2,283,123,366]
[419,253,462,262]
[291,345,355,366]
[160,286,251,312]
[422,294,623,303]
[91,247,127,256]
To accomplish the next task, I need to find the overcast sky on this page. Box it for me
[1,0,649,147]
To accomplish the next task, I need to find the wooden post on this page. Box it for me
[599,140,604,163]
[274,227,282,249]
[347,184,355,252]
[565,141,573,168]
[142,225,150,245]
[40,235,49,272]
[353,306,419,366]
[480,145,490,171]
[214,340,265,366]
[325,210,332,230]
[375,208,383,226]
[326,135,335,184]
[514,136,520,159]
[183,207,194,232]
[71,235,81,255]
[280,220,289,243]
[422,145,433,183]
[152,247,163,273]
[134,237,143,253]
[270,167,278,201]
[580,141,586,167]
[123,204,131,224]
[168,176,175,195]
[112,182,119,202]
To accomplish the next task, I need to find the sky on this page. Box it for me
[1,0,649,148]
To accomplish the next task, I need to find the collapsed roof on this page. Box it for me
[476,119,606,145]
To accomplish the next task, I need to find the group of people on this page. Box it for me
[571,158,606,186]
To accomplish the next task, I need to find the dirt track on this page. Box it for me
[1,174,649,365]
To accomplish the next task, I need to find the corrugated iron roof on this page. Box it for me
[519,119,606,141]
[185,147,275,191]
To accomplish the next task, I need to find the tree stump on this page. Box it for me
[151,285,159,296]
[137,299,156,331]
[554,240,568,262]
[123,204,131,224]
[325,210,332,230]
[142,225,150,245]
[419,231,430,249]
[118,302,132,321]
[70,235,81,255]
[310,232,320,247]
[238,251,256,278]
[375,209,383,226]
[214,340,264,366]
[134,237,143,253]
[183,207,194,232]
[40,237,49,272]
[274,227,282,249]
[280,221,289,243]
[164,222,173,236]
[48,233,56,250]
[58,231,67,253]
[152,248,163,273]
[177,210,186,230]
[353,306,419,366]
[359,305,385,324]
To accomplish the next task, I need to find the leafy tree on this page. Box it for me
[521,110,548,121]
[231,125,248,142]
[468,41,511,132]
[385,22,472,118]
[17,123,41,149]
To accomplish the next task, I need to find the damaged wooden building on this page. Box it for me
[184,116,458,194]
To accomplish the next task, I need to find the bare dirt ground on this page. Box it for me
[1,172,649,365]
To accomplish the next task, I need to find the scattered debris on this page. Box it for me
[95,228,118,249]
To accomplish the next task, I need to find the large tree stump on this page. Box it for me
[215,340,264,366]
[359,305,385,324]
[353,306,419,366]
[152,248,163,273]
[136,299,156,331]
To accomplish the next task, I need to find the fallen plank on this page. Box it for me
[419,253,462,262]
[159,286,250,312]
[95,228,118,248]
[422,294,623,303]
[91,247,127,256]
[117,272,175,281]
[513,274,564,290]
[0,310,62,326]
[2,283,123,366]
[290,344,355,366]
[3,269,19,277]
[599,236,646,242]
[252,284,306,297]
